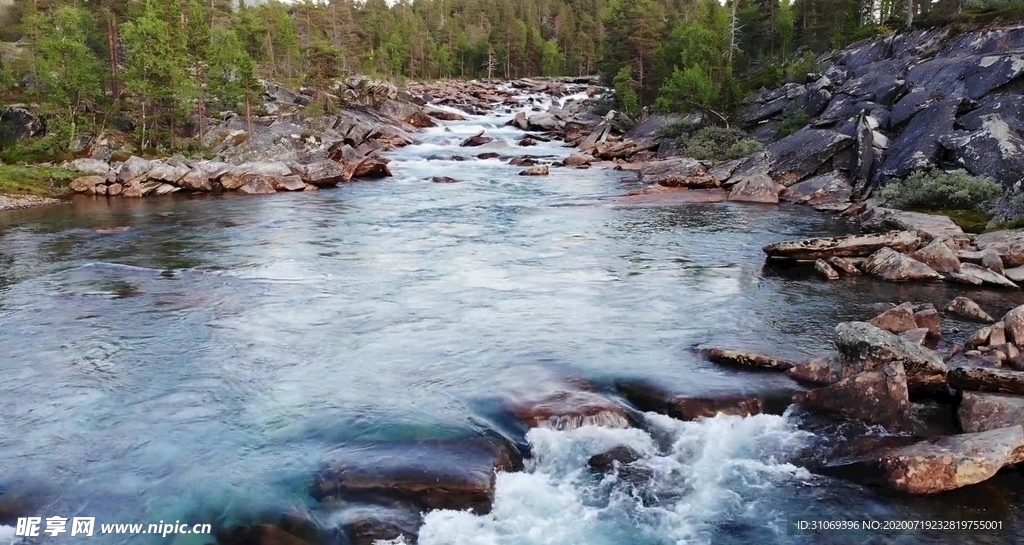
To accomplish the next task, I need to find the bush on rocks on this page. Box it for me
[878,169,1003,213]
[680,126,763,161]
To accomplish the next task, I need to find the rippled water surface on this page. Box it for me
[3,96,1024,545]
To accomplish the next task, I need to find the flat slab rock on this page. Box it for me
[617,186,729,206]
[635,158,717,188]
[947,263,1018,289]
[779,171,853,208]
[949,366,1024,395]
[763,231,921,260]
[820,425,1024,494]
[975,229,1024,268]
[835,321,948,391]
[311,437,523,514]
[958,392,1024,433]
[698,348,796,370]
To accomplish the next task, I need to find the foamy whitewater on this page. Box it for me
[407,413,811,545]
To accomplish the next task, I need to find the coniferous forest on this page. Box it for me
[0,0,993,159]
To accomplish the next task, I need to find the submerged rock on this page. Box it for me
[821,425,1024,494]
[616,381,767,420]
[335,505,423,545]
[795,362,911,429]
[460,131,493,147]
[311,437,523,514]
[815,259,840,280]
[587,446,642,472]
[698,348,796,371]
[518,165,549,176]
[506,389,631,430]
[763,231,921,261]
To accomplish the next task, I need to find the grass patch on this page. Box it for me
[777,111,809,138]
[912,208,993,234]
[0,165,77,196]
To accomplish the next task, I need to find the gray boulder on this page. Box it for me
[876,99,959,183]
[0,105,45,144]
[834,321,948,390]
[779,171,853,209]
[939,115,1024,189]
[766,129,853,184]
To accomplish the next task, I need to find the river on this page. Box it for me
[1,90,1023,545]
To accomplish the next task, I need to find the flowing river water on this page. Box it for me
[2,90,1024,545]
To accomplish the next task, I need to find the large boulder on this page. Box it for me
[975,229,1024,268]
[636,158,717,188]
[795,362,911,429]
[779,171,853,210]
[300,161,347,187]
[526,113,562,131]
[835,321,948,390]
[958,392,1024,433]
[909,240,962,273]
[69,176,106,194]
[939,115,1024,189]
[311,437,523,514]
[862,248,942,282]
[820,425,1024,494]
[876,99,958,182]
[763,231,921,260]
[1004,304,1024,344]
[67,158,113,178]
[0,105,45,145]
[766,129,853,185]
[116,156,155,185]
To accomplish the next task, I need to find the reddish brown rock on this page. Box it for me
[815,259,840,280]
[862,248,942,282]
[869,303,918,335]
[821,425,1024,494]
[958,392,1024,433]
[949,366,1024,394]
[238,177,278,195]
[1004,305,1024,344]
[795,362,911,429]
[506,390,631,430]
[311,437,523,514]
[636,157,717,188]
[727,174,784,203]
[699,348,796,371]
[835,322,947,391]
[69,175,105,194]
[829,257,862,275]
[786,354,841,386]
[899,328,930,345]
[271,175,305,192]
[763,231,921,261]
[946,297,994,323]
[618,186,730,205]
[913,304,942,339]
[617,381,766,420]
[909,240,962,273]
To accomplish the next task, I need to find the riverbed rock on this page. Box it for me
[796,362,911,429]
[509,112,529,130]
[948,263,1018,289]
[588,446,642,472]
[636,158,717,189]
[337,506,422,545]
[869,303,918,334]
[617,187,730,205]
[1004,266,1024,284]
[300,161,347,187]
[238,177,278,195]
[829,257,862,275]
[563,153,593,167]
[914,304,941,340]
[698,348,796,371]
[815,259,840,280]
[982,250,1006,275]
[271,176,306,192]
[949,366,1024,395]
[835,321,948,390]
[121,182,143,198]
[460,131,493,147]
[958,392,1024,433]
[106,183,123,196]
[787,353,842,386]
[857,207,970,248]
[947,297,994,323]
[519,165,549,176]
[431,176,459,184]
[862,248,942,282]
[821,425,1024,494]
[900,328,930,345]
[506,389,631,430]
[727,174,784,203]
[779,171,853,209]
[967,326,992,349]
[909,240,962,273]
[311,437,523,514]
[990,322,1007,347]
[763,231,921,261]
[975,229,1024,268]
[179,169,213,192]
[616,381,767,420]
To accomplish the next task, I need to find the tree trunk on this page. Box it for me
[907,0,914,26]
[245,96,253,134]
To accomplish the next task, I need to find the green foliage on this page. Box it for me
[879,170,1004,213]
[613,65,640,117]
[680,126,763,161]
[777,111,809,137]
[655,65,719,114]
[0,165,77,196]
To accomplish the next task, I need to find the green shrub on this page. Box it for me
[0,165,77,196]
[878,170,1004,213]
[777,111,809,137]
[681,126,763,161]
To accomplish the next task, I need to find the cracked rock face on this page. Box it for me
[939,115,1024,189]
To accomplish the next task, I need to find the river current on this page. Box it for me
[2,91,1023,545]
